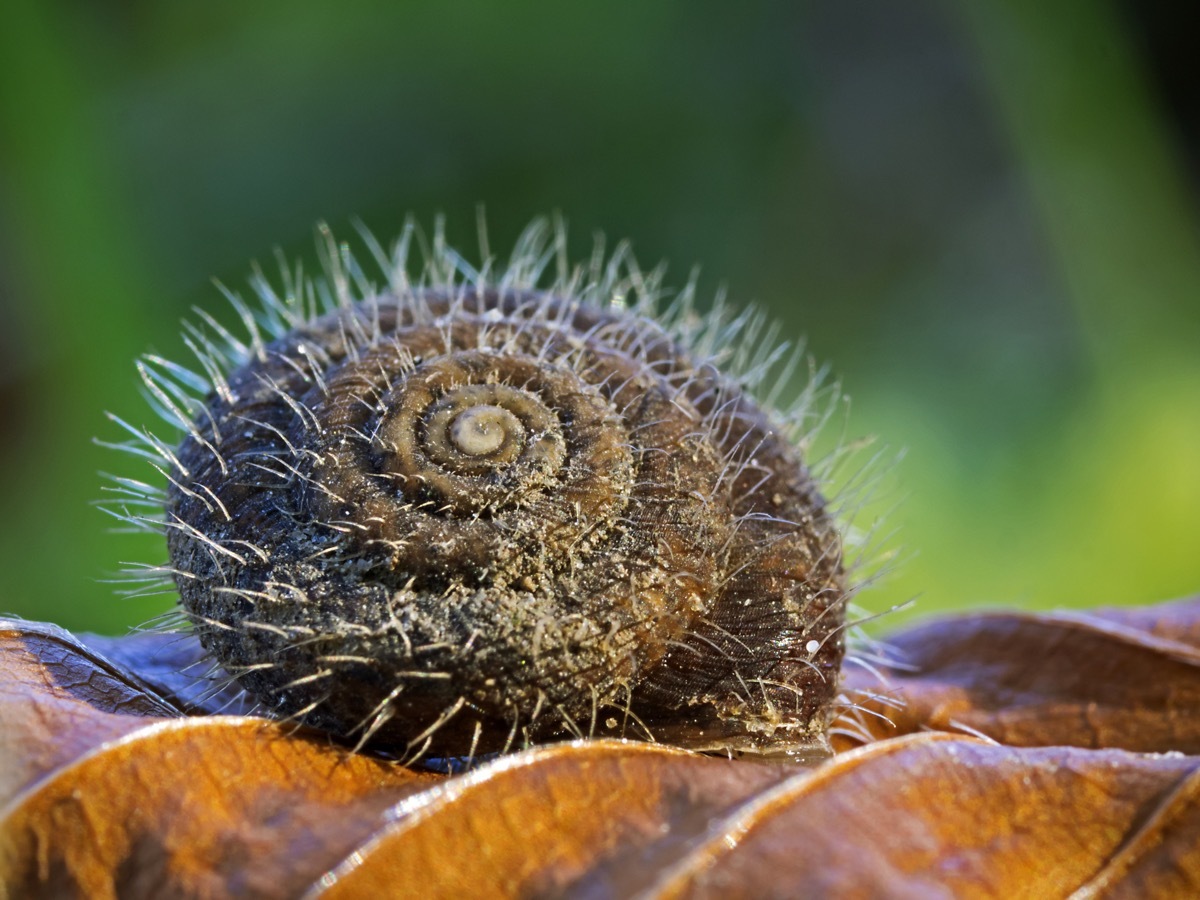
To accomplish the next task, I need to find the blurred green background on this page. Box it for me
[1,0,1197,635]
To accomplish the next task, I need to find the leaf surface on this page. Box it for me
[3,598,1200,898]
[837,595,1200,754]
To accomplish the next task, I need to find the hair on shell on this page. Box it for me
[98,215,894,767]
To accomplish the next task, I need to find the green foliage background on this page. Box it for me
[1,1,1197,634]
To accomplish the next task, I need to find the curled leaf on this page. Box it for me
[837,595,1200,754]
[3,597,1200,897]
[0,623,180,800]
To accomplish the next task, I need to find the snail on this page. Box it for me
[108,220,848,763]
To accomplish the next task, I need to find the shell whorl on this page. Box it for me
[146,228,846,761]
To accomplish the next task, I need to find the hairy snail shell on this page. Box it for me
[117,222,847,762]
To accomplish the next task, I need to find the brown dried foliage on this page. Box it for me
[4,596,1200,898]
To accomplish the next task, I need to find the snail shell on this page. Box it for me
[130,223,846,761]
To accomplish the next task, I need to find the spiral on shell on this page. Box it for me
[119,222,847,762]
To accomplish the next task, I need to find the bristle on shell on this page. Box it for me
[103,218,873,764]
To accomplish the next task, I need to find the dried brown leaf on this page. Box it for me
[647,736,1200,899]
[0,621,436,899]
[0,623,180,801]
[837,595,1200,754]
[3,598,1200,898]
[312,742,797,899]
